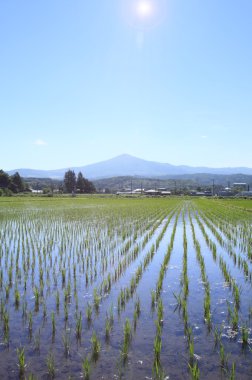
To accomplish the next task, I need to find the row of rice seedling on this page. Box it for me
[189,211,212,328]
[196,199,252,259]
[174,209,200,379]
[192,212,242,310]
[0,197,251,379]
[0,199,174,377]
[81,204,182,378]
[189,201,251,378]
[194,206,252,334]
[196,209,252,284]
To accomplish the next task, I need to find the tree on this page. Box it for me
[76,171,96,193]
[0,170,10,188]
[83,178,96,193]
[64,170,95,194]
[0,169,27,195]
[9,172,25,193]
[76,172,85,193]
[64,170,76,193]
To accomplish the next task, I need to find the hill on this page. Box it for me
[93,174,252,193]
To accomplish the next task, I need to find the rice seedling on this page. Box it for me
[230,306,239,331]
[0,298,4,317]
[61,269,66,287]
[46,351,56,378]
[173,291,182,309]
[51,311,56,336]
[33,286,39,311]
[17,347,26,378]
[64,303,69,322]
[189,339,194,364]
[75,311,82,340]
[93,288,100,313]
[56,290,60,312]
[91,331,101,361]
[232,283,240,309]
[43,302,47,321]
[5,285,10,300]
[213,326,222,348]
[33,329,41,352]
[28,311,33,337]
[62,331,71,357]
[133,297,141,330]
[82,357,91,380]
[121,318,132,362]
[8,266,13,287]
[153,334,162,365]
[229,362,236,380]
[188,361,200,380]
[105,315,112,340]
[3,310,10,332]
[157,299,164,325]
[15,287,20,309]
[152,360,166,380]
[26,374,37,380]
[241,324,249,347]
[219,343,229,370]
[109,304,114,325]
[86,302,92,323]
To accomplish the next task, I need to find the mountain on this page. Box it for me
[7,154,252,179]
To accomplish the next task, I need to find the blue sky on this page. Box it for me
[1,0,252,170]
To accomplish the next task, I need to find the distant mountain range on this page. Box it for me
[7,154,252,179]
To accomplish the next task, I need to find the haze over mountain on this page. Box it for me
[7,154,252,179]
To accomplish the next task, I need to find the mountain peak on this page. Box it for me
[110,153,140,161]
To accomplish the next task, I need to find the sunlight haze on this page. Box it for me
[136,1,153,18]
[0,0,251,170]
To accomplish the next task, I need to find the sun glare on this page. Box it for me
[136,0,153,18]
[122,0,167,31]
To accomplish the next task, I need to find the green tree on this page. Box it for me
[76,172,85,193]
[10,172,25,193]
[83,178,96,193]
[76,171,96,193]
[0,170,10,188]
[64,170,76,193]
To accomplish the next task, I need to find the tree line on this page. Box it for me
[0,170,26,195]
[0,168,95,196]
[64,170,96,194]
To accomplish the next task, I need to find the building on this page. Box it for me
[236,191,252,198]
[233,183,248,191]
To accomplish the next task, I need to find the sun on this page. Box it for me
[136,0,153,18]
[121,0,166,31]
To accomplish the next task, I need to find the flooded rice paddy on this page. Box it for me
[0,196,252,379]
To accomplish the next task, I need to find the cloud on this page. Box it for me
[34,139,47,146]
[201,135,208,139]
